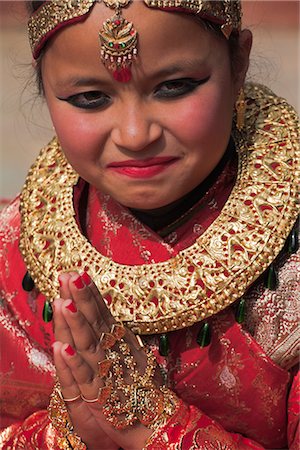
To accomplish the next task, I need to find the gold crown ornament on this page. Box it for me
[28,0,242,81]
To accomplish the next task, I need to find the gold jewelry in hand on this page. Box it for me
[48,383,86,450]
[96,326,179,430]
[57,388,81,403]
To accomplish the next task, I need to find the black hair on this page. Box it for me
[28,1,45,13]
[28,1,46,94]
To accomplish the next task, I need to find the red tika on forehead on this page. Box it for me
[28,0,242,82]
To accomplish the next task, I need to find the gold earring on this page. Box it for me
[235,87,246,131]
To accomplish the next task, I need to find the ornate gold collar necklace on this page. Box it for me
[20,84,299,335]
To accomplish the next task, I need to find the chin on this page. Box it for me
[118,195,171,211]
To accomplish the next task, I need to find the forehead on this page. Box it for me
[42,1,226,78]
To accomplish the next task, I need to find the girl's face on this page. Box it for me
[42,2,251,210]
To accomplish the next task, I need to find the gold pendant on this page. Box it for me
[99,0,137,81]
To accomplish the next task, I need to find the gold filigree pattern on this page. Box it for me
[99,0,138,78]
[28,0,97,58]
[144,0,242,38]
[20,84,299,335]
[243,249,300,370]
[28,0,241,59]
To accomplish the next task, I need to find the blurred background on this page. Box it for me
[0,1,299,203]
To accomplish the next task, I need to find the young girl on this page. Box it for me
[0,1,299,449]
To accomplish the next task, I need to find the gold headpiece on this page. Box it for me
[28,0,242,81]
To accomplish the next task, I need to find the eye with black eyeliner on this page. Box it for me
[57,91,111,110]
[154,77,209,99]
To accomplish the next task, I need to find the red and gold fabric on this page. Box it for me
[0,84,299,449]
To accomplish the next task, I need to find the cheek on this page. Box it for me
[172,84,234,149]
[47,105,103,162]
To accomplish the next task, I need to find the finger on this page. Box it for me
[52,341,81,401]
[58,272,77,299]
[66,274,149,378]
[61,342,102,401]
[53,298,75,346]
[69,273,113,337]
[61,298,104,371]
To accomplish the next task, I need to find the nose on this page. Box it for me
[111,102,162,152]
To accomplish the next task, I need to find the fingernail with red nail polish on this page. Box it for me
[82,272,91,286]
[73,276,84,289]
[65,301,77,313]
[65,344,75,356]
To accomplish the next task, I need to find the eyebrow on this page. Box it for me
[148,58,208,79]
[55,58,208,88]
[56,76,106,88]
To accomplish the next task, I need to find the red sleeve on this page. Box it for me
[0,411,60,449]
[288,369,300,450]
[0,200,59,449]
[144,400,265,449]
[145,369,299,450]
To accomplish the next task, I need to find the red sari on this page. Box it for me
[0,157,299,448]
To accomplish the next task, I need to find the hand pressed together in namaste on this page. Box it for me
[52,271,168,450]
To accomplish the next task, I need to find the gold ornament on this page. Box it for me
[100,342,179,429]
[235,87,246,131]
[144,0,242,39]
[28,0,242,61]
[28,0,97,58]
[48,382,86,449]
[20,84,300,335]
[99,0,137,82]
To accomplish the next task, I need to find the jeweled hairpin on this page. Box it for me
[99,0,137,82]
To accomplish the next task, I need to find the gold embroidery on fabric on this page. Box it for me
[192,425,238,449]
[0,425,18,447]
[0,200,19,278]
[20,84,299,335]
[243,250,300,370]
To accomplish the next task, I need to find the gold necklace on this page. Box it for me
[20,83,299,335]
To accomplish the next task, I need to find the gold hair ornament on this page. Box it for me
[99,0,137,82]
[28,0,242,79]
[28,0,98,59]
[144,0,242,39]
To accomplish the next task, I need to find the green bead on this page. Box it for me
[287,227,299,254]
[196,322,211,347]
[159,333,169,356]
[109,42,113,47]
[235,297,246,324]
[264,263,278,291]
[22,271,35,292]
[43,300,53,323]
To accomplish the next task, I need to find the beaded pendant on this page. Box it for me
[235,297,246,324]
[196,322,211,347]
[99,0,137,82]
[22,271,35,292]
[43,300,53,323]
[264,263,278,291]
[286,222,299,254]
[159,333,169,356]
